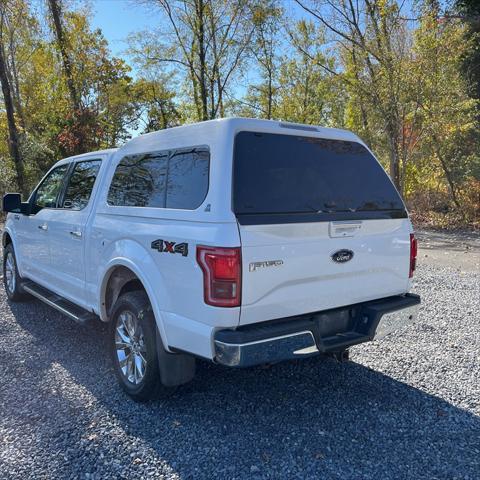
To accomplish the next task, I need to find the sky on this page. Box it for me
[87,0,420,65]
[90,0,154,59]
[89,0,303,66]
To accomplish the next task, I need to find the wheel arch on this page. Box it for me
[98,260,171,351]
[101,265,144,321]
[102,261,195,388]
[2,228,22,275]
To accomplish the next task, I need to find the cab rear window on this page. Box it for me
[233,131,407,224]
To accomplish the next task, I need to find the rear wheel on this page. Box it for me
[109,291,175,401]
[3,244,28,302]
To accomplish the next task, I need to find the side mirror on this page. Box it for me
[20,201,32,215]
[2,193,32,215]
[2,193,22,213]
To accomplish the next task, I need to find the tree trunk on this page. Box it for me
[266,65,273,119]
[158,100,168,129]
[351,48,370,138]
[190,63,202,120]
[387,129,401,191]
[7,28,26,130]
[195,0,208,120]
[0,43,26,195]
[209,6,224,118]
[302,60,310,123]
[389,149,401,191]
[433,140,462,210]
[209,77,215,119]
[48,0,80,111]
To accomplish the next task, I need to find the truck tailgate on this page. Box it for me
[239,218,411,325]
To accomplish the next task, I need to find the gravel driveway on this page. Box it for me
[0,231,479,479]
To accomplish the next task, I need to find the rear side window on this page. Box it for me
[167,149,209,209]
[233,131,407,224]
[108,152,168,208]
[62,160,102,210]
[107,147,209,210]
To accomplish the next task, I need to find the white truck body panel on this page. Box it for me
[239,218,412,325]
[3,118,416,362]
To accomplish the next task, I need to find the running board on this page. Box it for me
[22,281,96,325]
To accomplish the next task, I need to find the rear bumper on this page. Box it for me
[214,293,420,367]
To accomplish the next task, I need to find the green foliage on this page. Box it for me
[276,20,345,127]
[133,78,181,132]
[0,0,478,228]
[404,5,479,215]
[455,0,480,102]
[0,0,140,188]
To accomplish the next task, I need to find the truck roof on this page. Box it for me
[55,148,118,166]
[116,117,363,158]
[54,118,363,164]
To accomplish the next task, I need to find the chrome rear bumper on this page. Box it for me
[373,304,419,340]
[214,331,319,367]
[214,293,420,367]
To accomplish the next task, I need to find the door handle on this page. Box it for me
[69,230,82,238]
[38,224,48,231]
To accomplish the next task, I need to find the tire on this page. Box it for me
[3,243,28,302]
[331,349,350,362]
[109,290,175,401]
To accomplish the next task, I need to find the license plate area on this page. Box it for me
[329,220,362,238]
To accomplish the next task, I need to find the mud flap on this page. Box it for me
[156,327,196,387]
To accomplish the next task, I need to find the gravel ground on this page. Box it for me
[0,232,479,479]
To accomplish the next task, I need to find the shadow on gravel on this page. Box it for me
[7,298,480,479]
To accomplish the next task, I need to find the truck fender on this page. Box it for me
[1,226,23,275]
[98,257,172,352]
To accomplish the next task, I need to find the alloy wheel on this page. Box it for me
[115,310,147,385]
[5,252,16,295]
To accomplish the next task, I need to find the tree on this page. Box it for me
[45,5,139,155]
[0,1,26,195]
[133,78,181,132]
[243,1,282,119]
[276,20,344,126]
[47,0,80,112]
[295,0,417,192]
[410,3,479,211]
[455,0,480,104]
[0,0,478,227]
[134,0,254,121]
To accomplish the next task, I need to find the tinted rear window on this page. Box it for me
[233,131,406,224]
[107,147,209,210]
[167,149,210,209]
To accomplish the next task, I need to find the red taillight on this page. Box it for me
[196,246,241,307]
[409,233,417,278]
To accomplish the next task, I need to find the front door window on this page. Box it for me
[34,165,69,210]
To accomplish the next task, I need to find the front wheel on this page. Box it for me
[109,290,175,401]
[3,244,28,302]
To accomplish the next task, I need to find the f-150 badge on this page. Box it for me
[249,260,283,272]
[151,239,188,257]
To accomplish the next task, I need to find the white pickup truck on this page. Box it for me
[2,118,420,401]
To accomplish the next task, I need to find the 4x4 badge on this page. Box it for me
[151,239,188,257]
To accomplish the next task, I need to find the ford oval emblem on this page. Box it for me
[331,249,354,263]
